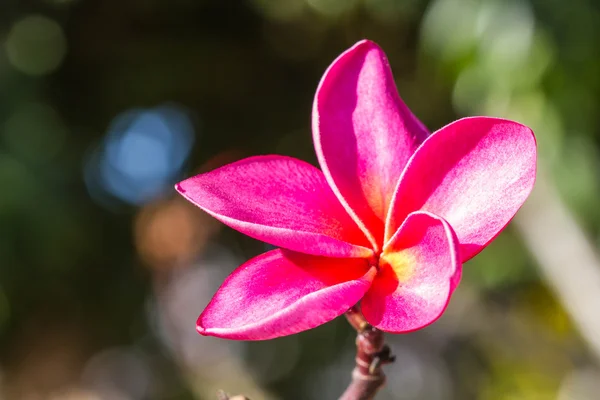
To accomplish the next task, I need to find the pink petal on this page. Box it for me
[198,249,376,340]
[362,212,461,333]
[385,117,536,261]
[176,155,373,258]
[312,40,429,250]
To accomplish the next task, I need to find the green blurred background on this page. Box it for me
[1,0,600,399]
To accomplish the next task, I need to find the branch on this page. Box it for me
[339,306,395,400]
[514,168,600,363]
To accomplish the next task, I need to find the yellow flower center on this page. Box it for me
[378,250,415,283]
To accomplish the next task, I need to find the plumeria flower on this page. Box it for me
[176,40,536,340]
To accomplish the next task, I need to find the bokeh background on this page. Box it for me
[1,0,600,399]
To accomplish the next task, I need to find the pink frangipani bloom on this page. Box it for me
[176,40,537,340]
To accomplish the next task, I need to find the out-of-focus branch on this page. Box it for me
[514,168,600,363]
[339,306,395,400]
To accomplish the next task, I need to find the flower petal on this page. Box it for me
[362,212,461,333]
[312,40,429,250]
[177,155,373,258]
[385,117,536,261]
[198,249,376,340]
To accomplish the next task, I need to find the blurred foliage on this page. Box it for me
[1,0,600,399]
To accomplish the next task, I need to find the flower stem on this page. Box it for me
[339,306,395,400]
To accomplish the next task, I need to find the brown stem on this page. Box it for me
[339,306,395,400]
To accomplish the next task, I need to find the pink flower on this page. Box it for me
[176,40,536,340]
